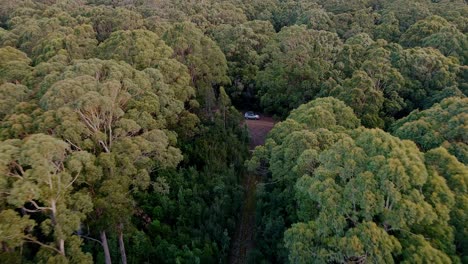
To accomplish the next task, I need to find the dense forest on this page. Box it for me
[0,0,466,263]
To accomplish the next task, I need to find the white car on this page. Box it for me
[244,111,260,120]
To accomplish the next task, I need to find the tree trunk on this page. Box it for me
[59,239,65,256]
[50,199,65,256]
[118,225,127,264]
[100,230,112,264]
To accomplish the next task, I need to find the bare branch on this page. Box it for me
[6,172,23,180]
[24,236,62,255]
[29,200,52,211]
[11,161,25,176]
[65,139,82,151]
[76,233,103,246]
[22,207,42,213]
[99,140,110,153]
[64,171,80,190]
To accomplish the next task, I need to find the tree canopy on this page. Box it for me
[392,97,468,164]
[0,0,467,263]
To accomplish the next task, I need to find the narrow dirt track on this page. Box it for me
[244,116,276,149]
[229,115,275,264]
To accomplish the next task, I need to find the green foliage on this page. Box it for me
[97,29,195,103]
[381,0,432,32]
[249,98,359,262]
[130,111,249,263]
[83,6,144,42]
[297,6,335,32]
[35,59,185,240]
[286,128,457,262]
[256,26,343,117]
[1,0,467,263]
[0,6,97,64]
[0,47,32,84]
[401,16,468,64]
[211,20,274,105]
[330,70,385,128]
[98,30,172,71]
[374,12,401,43]
[0,134,93,262]
[392,97,468,164]
[0,83,29,119]
[425,148,468,260]
[162,22,229,111]
[395,47,461,110]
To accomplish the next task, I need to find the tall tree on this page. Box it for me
[36,59,184,263]
[0,134,93,263]
[1,6,97,64]
[97,29,195,104]
[84,6,144,42]
[401,16,467,64]
[162,22,229,113]
[425,148,468,261]
[395,47,461,111]
[382,0,432,32]
[392,97,468,164]
[329,70,385,128]
[211,20,275,105]
[0,47,32,85]
[285,128,457,263]
[256,25,343,117]
[331,36,406,127]
[248,98,360,262]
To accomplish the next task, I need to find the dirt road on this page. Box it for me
[229,115,275,264]
[243,116,276,150]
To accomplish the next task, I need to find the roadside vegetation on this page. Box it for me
[0,0,466,263]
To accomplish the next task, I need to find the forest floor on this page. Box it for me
[229,115,275,264]
[244,116,276,149]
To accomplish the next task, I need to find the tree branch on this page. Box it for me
[24,237,62,255]
[76,233,103,246]
[22,207,42,213]
[65,139,82,151]
[6,172,24,180]
[64,171,81,190]
[99,140,110,153]
[29,200,52,211]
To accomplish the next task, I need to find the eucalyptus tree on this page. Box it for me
[0,47,32,85]
[162,22,229,113]
[1,6,97,64]
[285,128,458,263]
[331,36,405,127]
[0,83,29,120]
[425,148,468,260]
[35,59,185,263]
[395,47,461,110]
[83,6,144,42]
[333,8,377,39]
[429,0,468,33]
[0,134,93,263]
[256,25,343,117]
[297,6,335,32]
[381,0,432,32]
[392,97,468,164]
[248,98,360,262]
[211,20,275,104]
[401,16,467,64]
[97,29,195,104]
[374,12,401,43]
